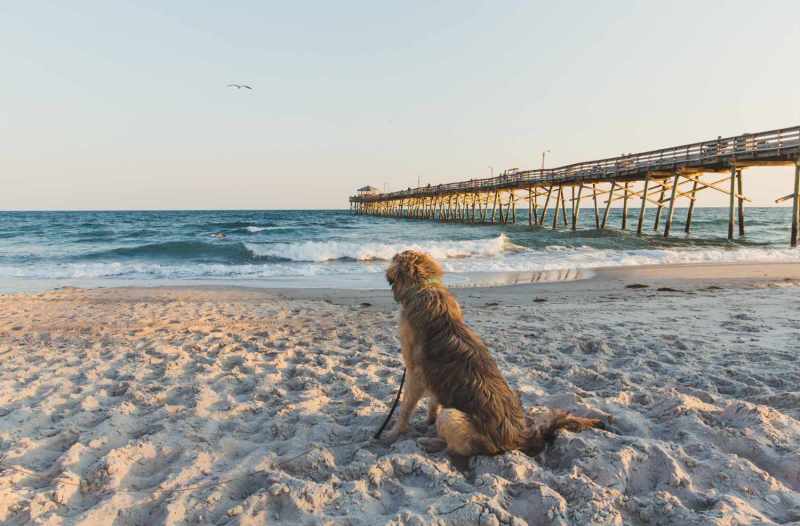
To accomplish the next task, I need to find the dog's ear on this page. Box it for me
[386,252,407,299]
[394,251,421,280]
[386,252,409,284]
[387,251,421,301]
[411,251,444,281]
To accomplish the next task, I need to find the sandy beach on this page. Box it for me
[1,262,800,525]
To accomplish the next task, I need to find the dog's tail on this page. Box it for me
[521,410,604,456]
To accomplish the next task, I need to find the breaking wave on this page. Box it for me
[1,245,798,285]
[71,235,522,265]
[81,241,287,263]
[244,234,523,262]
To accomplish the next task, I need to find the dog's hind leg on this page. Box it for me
[383,368,427,443]
[436,408,495,457]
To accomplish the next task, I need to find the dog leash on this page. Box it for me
[374,367,406,439]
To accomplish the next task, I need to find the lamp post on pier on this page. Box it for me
[541,150,551,171]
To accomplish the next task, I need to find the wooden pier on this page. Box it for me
[350,126,800,246]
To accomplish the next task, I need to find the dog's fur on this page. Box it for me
[384,250,602,457]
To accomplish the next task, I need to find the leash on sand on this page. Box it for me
[374,366,406,439]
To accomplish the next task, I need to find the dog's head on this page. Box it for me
[386,250,444,302]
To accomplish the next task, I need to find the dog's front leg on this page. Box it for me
[382,368,426,443]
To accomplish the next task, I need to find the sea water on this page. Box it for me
[0,208,798,291]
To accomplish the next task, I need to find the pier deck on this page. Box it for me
[350,126,800,246]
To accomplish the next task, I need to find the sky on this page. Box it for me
[1,1,799,210]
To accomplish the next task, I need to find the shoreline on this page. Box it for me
[274,261,800,306]
[2,260,799,300]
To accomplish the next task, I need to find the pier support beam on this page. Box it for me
[539,187,552,225]
[637,176,650,235]
[528,187,533,227]
[653,185,667,231]
[592,184,600,228]
[471,194,476,223]
[572,184,583,230]
[728,165,736,241]
[663,171,680,238]
[736,169,745,237]
[685,180,698,233]
[792,160,800,247]
[498,195,504,224]
[621,182,630,229]
[601,182,617,229]
[552,186,561,230]
[559,186,569,227]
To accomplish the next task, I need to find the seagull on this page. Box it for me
[227,83,253,90]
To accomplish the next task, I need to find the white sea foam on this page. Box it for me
[440,245,800,274]
[245,234,522,262]
[245,226,293,233]
[4,245,800,287]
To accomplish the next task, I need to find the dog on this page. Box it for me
[383,250,602,458]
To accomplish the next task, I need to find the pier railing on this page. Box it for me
[350,126,800,203]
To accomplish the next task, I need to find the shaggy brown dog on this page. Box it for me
[384,250,602,457]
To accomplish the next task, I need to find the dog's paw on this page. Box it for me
[380,428,401,445]
[448,453,472,474]
[417,437,446,453]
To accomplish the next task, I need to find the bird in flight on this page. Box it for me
[227,83,253,90]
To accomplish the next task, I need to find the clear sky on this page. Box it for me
[2,1,799,210]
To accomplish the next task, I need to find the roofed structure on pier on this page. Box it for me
[356,185,381,195]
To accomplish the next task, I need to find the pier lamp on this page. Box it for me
[541,150,551,170]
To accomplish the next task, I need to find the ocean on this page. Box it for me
[1,208,798,292]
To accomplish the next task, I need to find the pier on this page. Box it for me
[350,126,800,246]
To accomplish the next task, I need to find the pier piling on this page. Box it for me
[637,176,650,235]
[685,180,699,233]
[663,172,680,238]
[552,187,561,230]
[621,182,630,230]
[737,169,745,237]
[792,160,800,247]
[728,165,737,241]
[601,182,616,229]
[572,184,583,230]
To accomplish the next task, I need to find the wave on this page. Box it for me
[4,246,800,284]
[244,234,523,262]
[80,241,288,263]
[240,225,296,233]
[202,221,262,229]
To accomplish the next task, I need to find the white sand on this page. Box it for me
[1,265,800,525]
